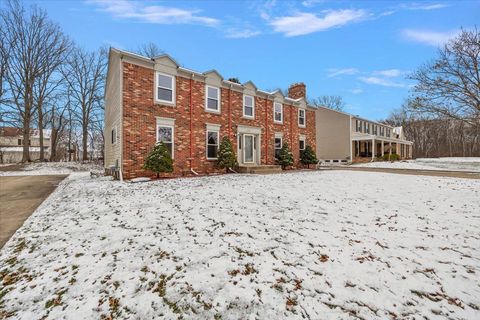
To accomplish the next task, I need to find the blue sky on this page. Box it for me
[22,0,479,120]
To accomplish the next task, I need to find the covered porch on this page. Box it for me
[352,136,413,162]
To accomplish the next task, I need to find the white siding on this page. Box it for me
[104,51,122,168]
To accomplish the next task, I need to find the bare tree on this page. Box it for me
[32,34,70,161]
[1,0,69,162]
[310,95,346,111]
[409,28,480,129]
[0,13,11,109]
[136,42,164,58]
[45,92,69,161]
[62,46,107,161]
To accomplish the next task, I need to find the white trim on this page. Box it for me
[156,117,176,127]
[205,85,221,113]
[237,125,261,135]
[206,127,220,160]
[156,118,175,159]
[273,102,283,124]
[243,94,255,119]
[206,123,221,131]
[155,72,175,105]
[298,108,306,127]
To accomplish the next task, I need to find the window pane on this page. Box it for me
[275,149,281,159]
[207,98,218,110]
[164,143,173,156]
[207,87,218,99]
[158,74,172,89]
[274,138,281,149]
[245,96,253,106]
[244,106,253,116]
[299,140,305,150]
[207,145,218,158]
[207,131,218,145]
[275,112,281,121]
[158,127,172,143]
[158,87,173,102]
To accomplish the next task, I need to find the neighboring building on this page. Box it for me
[104,48,317,179]
[315,107,413,162]
[0,127,51,163]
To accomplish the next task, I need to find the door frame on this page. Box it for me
[243,134,255,164]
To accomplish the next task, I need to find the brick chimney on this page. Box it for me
[288,82,306,99]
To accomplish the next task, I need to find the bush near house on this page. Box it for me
[143,142,173,178]
[216,137,238,173]
[277,142,294,169]
[300,145,318,167]
[382,153,400,161]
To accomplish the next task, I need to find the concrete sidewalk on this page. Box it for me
[0,175,67,248]
[325,166,480,179]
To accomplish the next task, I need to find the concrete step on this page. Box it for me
[238,165,282,174]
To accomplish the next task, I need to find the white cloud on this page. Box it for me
[86,0,220,26]
[373,69,407,77]
[224,28,261,39]
[359,76,405,88]
[327,68,359,78]
[301,0,324,7]
[401,29,458,46]
[270,9,370,37]
[350,88,363,94]
[402,3,449,11]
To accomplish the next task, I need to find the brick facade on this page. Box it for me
[120,61,316,179]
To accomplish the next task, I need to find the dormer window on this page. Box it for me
[274,102,283,123]
[298,109,306,127]
[243,95,254,118]
[155,72,175,104]
[205,85,220,112]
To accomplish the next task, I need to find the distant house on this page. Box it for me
[315,107,413,163]
[0,127,51,163]
[104,48,317,179]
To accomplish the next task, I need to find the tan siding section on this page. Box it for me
[104,51,122,168]
[315,108,351,160]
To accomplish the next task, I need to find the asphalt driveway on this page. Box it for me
[0,175,67,248]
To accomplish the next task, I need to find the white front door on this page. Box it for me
[243,134,255,164]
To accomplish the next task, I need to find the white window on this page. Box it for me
[274,102,283,123]
[206,129,219,159]
[157,124,174,158]
[156,72,175,104]
[243,95,254,118]
[298,109,306,127]
[111,127,117,144]
[274,136,282,159]
[299,137,306,151]
[205,85,220,112]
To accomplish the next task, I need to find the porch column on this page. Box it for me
[389,142,392,160]
[371,139,375,161]
[381,141,384,156]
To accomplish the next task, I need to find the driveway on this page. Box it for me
[327,166,480,179]
[0,175,67,248]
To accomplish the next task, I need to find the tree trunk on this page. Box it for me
[39,108,44,161]
[22,126,30,162]
[82,125,88,161]
[49,129,57,161]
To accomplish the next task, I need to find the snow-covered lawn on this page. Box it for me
[353,157,480,172]
[1,171,479,319]
[0,161,102,176]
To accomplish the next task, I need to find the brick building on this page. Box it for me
[104,48,317,179]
